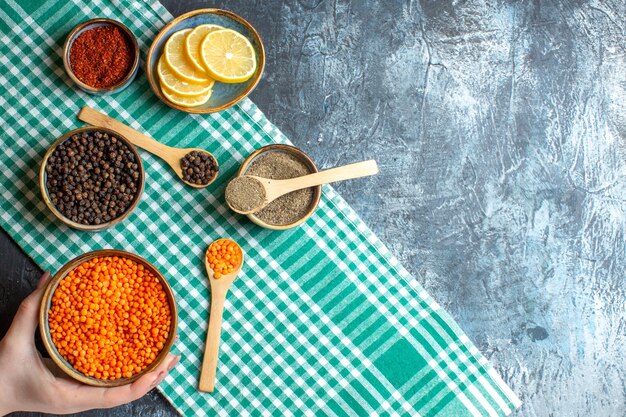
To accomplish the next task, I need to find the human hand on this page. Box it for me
[0,272,180,416]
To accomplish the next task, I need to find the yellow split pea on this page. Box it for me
[48,256,171,380]
[207,240,242,279]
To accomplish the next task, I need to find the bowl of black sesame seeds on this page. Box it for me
[40,126,144,231]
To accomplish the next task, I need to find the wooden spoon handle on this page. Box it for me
[276,160,379,195]
[78,106,172,159]
[198,290,227,392]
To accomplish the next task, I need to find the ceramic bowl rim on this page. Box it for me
[39,249,178,387]
[39,126,145,231]
[63,18,140,94]
[146,8,266,114]
[236,144,321,230]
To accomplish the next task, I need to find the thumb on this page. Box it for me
[7,272,52,344]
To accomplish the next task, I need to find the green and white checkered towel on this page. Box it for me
[0,0,521,415]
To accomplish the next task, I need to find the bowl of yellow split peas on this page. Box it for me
[39,249,178,387]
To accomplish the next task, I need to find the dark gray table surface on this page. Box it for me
[2,1,624,416]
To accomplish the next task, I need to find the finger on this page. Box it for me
[73,354,180,409]
[36,270,52,289]
[6,271,51,343]
[99,354,179,408]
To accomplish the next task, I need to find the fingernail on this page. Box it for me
[168,355,180,371]
[150,371,165,388]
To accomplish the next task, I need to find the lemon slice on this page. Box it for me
[185,24,223,72]
[160,81,212,108]
[157,56,213,97]
[200,29,257,83]
[164,29,211,84]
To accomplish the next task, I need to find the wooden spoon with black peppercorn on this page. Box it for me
[78,106,219,188]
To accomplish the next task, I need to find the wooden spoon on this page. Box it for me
[226,160,379,214]
[78,106,218,188]
[198,239,244,393]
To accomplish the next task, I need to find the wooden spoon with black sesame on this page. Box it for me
[78,106,219,188]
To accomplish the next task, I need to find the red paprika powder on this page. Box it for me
[69,26,134,89]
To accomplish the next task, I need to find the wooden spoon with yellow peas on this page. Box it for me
[157,24,257,108]
[198,239,244,392]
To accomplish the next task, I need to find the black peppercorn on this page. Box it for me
[180,150,218,185]
[45,131,141,226]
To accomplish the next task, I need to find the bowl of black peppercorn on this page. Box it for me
[40,126,144,231]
